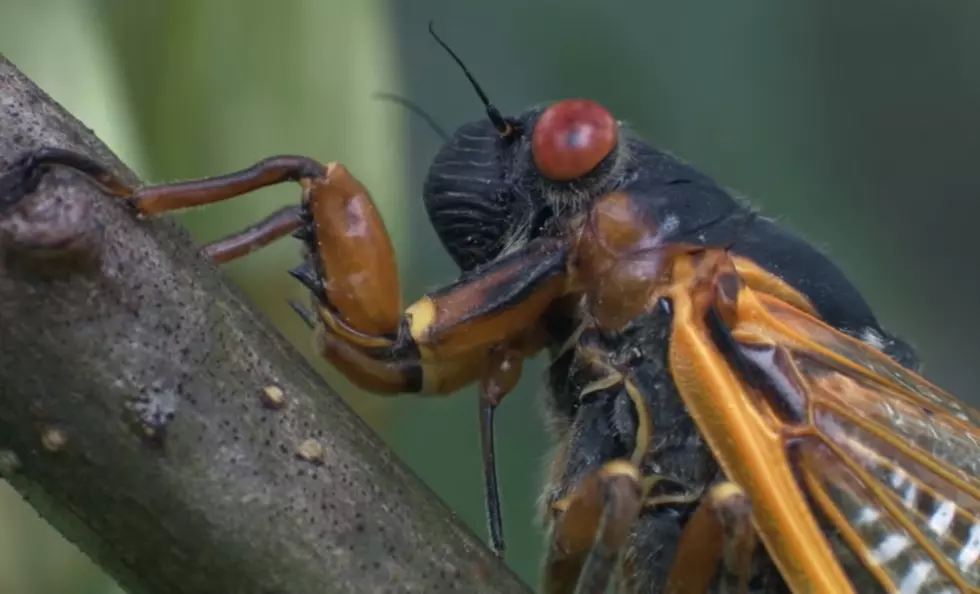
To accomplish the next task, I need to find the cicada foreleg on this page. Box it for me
[1,147,573,557]
[312,231,573,556]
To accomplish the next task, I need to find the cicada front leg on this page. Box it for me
[1,148,577,556]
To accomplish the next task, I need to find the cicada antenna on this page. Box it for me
[372,91,450,142]
[428,21,514,138]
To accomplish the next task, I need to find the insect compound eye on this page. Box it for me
[531,99,619,182]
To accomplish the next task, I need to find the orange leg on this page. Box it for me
[1,148,574,555]
[664,482,757,594]
[544,460,644,594]
[203,204,306,263]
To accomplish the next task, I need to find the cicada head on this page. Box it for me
[421,98,630,272]
[421,116,526,272]
[420,25,642,272]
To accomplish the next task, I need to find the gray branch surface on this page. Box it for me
[0,54,532,594]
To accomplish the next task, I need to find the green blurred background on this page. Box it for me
[2,0,979,592]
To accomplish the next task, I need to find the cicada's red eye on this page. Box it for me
[531,99,618,182]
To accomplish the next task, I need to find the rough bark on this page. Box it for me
[0,54,532,594]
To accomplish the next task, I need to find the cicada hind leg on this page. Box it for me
[547,470,766,594]
[1,147,586,557]
[660,482,762,594]
[540,360,671,594]
[545,460,644,594]
[541,331,768,593]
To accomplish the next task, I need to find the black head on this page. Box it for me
[422,98,631,271]
[421,24,628,272]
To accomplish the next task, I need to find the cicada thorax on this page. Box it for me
[539,308,706,589]
[536,142,940,592]
[539,289,811,592]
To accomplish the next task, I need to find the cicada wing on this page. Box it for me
[738,291,980,592]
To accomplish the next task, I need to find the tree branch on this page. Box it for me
[0,54,532,594]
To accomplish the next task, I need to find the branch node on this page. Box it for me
[0,168,103,268]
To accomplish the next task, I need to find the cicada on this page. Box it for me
[5,25,979,594]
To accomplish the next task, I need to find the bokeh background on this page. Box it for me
[2,0,980,592]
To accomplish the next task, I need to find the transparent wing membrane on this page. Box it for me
[738,293,980,592]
